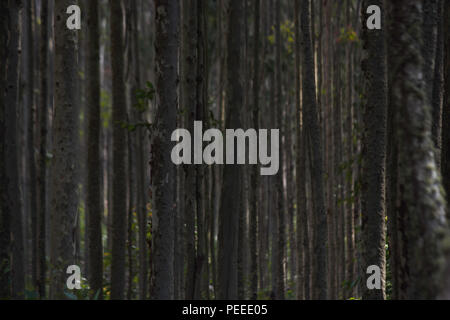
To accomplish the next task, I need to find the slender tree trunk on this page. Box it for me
[344,0,355,299]
[110,0,127,300]
[274,0,285,300]
[0,0,12,300]
[6,0,25,300]
[151,0,179,300]
[37,0,48,300]
[218,0,242,300]
[181,0,197,300]
[249,0,260,301]
[87,0,103,300]
[360,0,387,300]
[301,0,327,300]
[194,0,207,299]
[49,0,79,300]
[22,0,38,291]
[130,0,148,301]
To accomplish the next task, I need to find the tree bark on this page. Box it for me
[37,0,48,299]
[0,0,12,300]
[110,0,127,300]
[432,0,443,159]
[151,0,179,300]
[218,0,242,300]
[390,0,450,299]
[300,0,327,300]
[360,0,387,300]
[249,0,260,301]
[87,0,103,300]
[49,0,79,300]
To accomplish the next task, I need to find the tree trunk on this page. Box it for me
[37,0,48,300]
[49,0,79,300]
[110,0,127,300]
[390,0,450,299]
[218,0,242,300]
[275,0,285,300]
[151,0,179,300]
[181,0,197,300]
[301,0,327,300]
[360,0,387,300]
[0,0,12,300]
[87,0,103,300]
[249,0,260,301]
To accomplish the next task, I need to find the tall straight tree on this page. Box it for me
[110,0,127,300]
[87,0,103,300]
[390,0,450,299]
[274,0,285,300]
[249,0,260,301]
[0,0,13,300]
[294,0,309,300]
[360,0,387,300]
[37,0,48,299]
[300,0,327,300]
[5,0,25,300]
[23,0,38,290]
[218,0,243,300]
[152,0,179,300]
[49,0,79,299]
[181,0,198,300]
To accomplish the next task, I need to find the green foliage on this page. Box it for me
[116,81,155,133]
[134,81,155,113]
[63,276,94,300]
[337,26,359,44]
[100,89,112,128]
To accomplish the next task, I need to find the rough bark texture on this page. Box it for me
[130,0,148,301]
[110,0,127,300]
[274,0,285,300]
[5,0,25,300]
[249,0,260,301]
[294,0,308,300]
[218,0,242,300]
[432,0,443,157]
[361,0,387,300]
[390,0,450,300]
[151,0,179,300]
[87,0,103,300]
[422,0,438,110]
[181,0,197,300]
[0,0,11,300]
[49,0,79,300]
[300,0,327,300]
[23,0,38,290]
[37,0,48,299]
